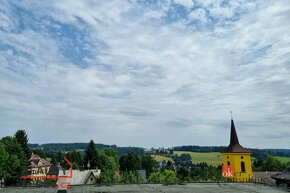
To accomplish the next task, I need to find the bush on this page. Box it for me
[261,157,288,171]
[148,169,177,184]
[121,171,144,184]
[98,170,120,184]
[177,167,190,181]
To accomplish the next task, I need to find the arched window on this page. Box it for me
[227,161,230,166]
[241,161,246,173]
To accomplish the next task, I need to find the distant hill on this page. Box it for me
[28,143,290,159]
[29,143,116,151]
[28,143,144,156]
[173,145,225,152]
[265,149,290,154]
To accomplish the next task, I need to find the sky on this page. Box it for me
[0,0,290,149]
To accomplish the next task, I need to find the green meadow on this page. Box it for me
[153,152,290,168]
[152,151,222,167]
[173,151,222,167]
[274,156,290,164]
[152,151,223,167]
[152,155,174,162]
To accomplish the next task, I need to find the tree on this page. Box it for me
[253,159,263,170]
[177,167,190,181]
[261,157,287,171]
[14,130,31,160]
[99,170,120,184]
[72,162,79,169]
[174,153,192,167]
[141,155,158,176]
[50,154,57,165]
[189,163,222,182]
[98,156,119,184]
[95,151,114,171]
[119,152,141,172]
[98,148,119,183]
[84,140,98,169]
[104,148,118,164]
[57,151,64,162]
[67,150,83,169]
[33,148,46,158]
[0,142,8,180]
[162,160,174,171]
[0,136,27,186]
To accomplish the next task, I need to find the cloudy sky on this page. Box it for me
[0,0,290,149]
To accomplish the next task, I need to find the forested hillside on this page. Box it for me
[28,143,145,157]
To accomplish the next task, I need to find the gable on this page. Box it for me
[84,172,97,184]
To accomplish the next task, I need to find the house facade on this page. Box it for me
[29,153,52,177]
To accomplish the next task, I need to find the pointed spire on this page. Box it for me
[230,119,240,145]
[222,117,251,153]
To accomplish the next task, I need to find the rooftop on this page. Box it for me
[0,183,288,193]
[29,153,51,168]
[222,119,251,153]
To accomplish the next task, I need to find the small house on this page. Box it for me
[58,169,101,186]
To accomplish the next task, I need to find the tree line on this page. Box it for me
[28,143,144,157]
[173,145,290,161]
[1,130,290,186]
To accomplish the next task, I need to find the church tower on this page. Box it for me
[221,118,253,182]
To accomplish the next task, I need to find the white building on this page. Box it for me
[57,169,101,186]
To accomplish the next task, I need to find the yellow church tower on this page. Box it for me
[221,118,253,182]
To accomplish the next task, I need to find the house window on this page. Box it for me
[241,162,246,173]
[91,177,93,181]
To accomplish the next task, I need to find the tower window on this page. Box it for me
[227,156,229,159]
[227,161,230,166]
[241,156,244,159]
[241,161,246,173]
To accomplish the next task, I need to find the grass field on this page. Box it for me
[152,155,173,162]
[173,151,222,167]
[274,156,290,164]
[152,152,289,168]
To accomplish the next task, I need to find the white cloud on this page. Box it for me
[0,0,290,148]
[188,8,208,23]
[174,0,194,9]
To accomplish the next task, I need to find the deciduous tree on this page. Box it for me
[141,155,158,176]
[119,152,141,172]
